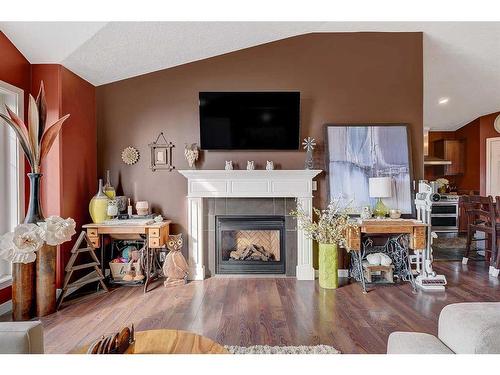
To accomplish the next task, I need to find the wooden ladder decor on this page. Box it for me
[57,231,108,310]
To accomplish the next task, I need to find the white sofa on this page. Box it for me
[0,321,44,354]
[388,302,500,354]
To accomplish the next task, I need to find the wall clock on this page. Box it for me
[494,114,500,134]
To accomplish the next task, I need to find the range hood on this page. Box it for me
[424,155,452,165]
[423,128,452,166]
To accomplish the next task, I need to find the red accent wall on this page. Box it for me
[0,32,32,220]
[0,32,30,305]
[479,111,500,195]
[0,32,31,106]
[455,119,481,193]
[426,111,500,196]
[58,67,97,287]
[31,65,97,288]
[0,33,97,304]
[32,65,63,218]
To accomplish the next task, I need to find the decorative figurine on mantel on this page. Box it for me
[246,161,255,170]
[302,137,316,169]
[162,234,189,287]
[184,143,199,168]
[266,160,274,170]
[225,161,233,170]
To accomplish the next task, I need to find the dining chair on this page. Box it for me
[462,196,497,273]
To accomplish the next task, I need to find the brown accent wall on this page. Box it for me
[97,32,424,262]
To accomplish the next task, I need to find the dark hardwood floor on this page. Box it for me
[34,261,500,353]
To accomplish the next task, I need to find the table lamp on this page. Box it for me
[369,177,392,218]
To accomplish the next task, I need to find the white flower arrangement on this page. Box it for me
[38,216,76,246]
[0,224,43,264]
[0,216,76,264]
[291,198,356,247]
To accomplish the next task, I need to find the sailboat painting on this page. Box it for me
[326,124,413,215]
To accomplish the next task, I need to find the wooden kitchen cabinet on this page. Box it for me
[433,139,465,175]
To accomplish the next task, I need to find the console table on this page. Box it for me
[346,219,427,293]
[83,221,171,293]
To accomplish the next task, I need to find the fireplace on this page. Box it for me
[216,216,286,274]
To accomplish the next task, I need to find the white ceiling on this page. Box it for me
[1,22,500,130]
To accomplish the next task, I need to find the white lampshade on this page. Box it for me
[369,177,392,198]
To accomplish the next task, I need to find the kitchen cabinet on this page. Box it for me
[433,139,465,175]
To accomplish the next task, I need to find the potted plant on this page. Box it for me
[292,199,355,289]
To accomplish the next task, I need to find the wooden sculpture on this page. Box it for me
[162,234,189,287]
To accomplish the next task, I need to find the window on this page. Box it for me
[0,80,24,285]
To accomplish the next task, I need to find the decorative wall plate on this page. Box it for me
[494,114,500,134]
[121,146,140,165]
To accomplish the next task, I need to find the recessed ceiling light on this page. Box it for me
[438,97,449,105]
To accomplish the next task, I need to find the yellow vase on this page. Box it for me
[89,178,110,224]
[318,243,339,289]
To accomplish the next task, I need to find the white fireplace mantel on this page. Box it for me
[178,169,323,281]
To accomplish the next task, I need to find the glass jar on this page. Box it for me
[103,170,116,199]
[89,179,110,223]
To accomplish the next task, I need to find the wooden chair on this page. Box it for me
[462,196,498,272]
[495,197,500,271]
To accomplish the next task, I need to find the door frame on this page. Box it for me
[486,136,500,196]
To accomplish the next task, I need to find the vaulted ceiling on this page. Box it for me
[1,22,500,130]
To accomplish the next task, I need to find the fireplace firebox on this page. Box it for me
[216,216,286,274]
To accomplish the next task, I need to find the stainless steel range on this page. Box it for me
[430,194,460,232]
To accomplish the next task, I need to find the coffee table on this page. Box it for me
[77,329,229,354]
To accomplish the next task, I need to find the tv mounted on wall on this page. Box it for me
[199,92,300,150]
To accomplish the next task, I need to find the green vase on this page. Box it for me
[318,243,339,289]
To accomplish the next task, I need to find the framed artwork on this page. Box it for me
[149,132,175,172]
[325,124,414,216]
[155,149,167,165]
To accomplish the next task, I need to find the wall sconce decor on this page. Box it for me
[149,132,175,172]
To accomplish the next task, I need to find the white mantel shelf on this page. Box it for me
[178,169,323,281]
[178,169,323,198]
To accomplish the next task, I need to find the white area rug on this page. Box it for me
[225,345,340,354]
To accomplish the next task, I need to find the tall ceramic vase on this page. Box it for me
[12,173,44,320]
[318,243,339,289]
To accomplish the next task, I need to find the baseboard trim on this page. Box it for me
[0,299,12,316]
[314,269,348,278]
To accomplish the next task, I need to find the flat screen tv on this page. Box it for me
[199,92,300,150]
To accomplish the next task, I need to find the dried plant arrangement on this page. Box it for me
[291,198,356,247]
[0,81,70,173]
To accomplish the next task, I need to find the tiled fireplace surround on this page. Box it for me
[178,170,322,280]
[203,197,298,277]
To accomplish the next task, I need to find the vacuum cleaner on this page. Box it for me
[414,181,447,291]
